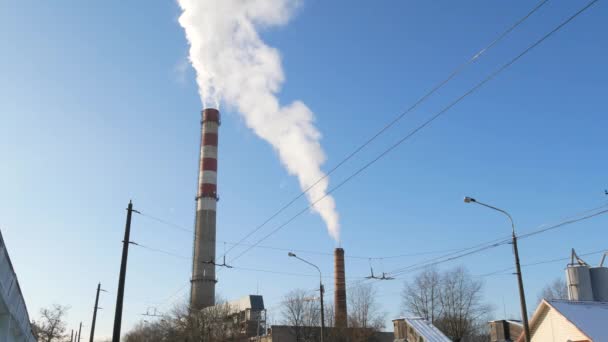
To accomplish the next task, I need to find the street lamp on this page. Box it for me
[464,197,531,342]
[288,252,325,342]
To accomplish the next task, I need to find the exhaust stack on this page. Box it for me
[190,108,220,310]
[334,247,347,328]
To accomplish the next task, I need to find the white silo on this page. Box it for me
[590,252,608,302]
[565,249,594,301]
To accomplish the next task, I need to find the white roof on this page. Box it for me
[401,317,451,342]
[548,300,608,341]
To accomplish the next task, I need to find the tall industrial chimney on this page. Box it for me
[190,108,220,310]
[334,248,347,328]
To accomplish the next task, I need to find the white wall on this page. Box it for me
[531,306,588,342]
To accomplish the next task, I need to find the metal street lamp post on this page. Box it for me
[464,196,531,342]
[288,252,325,342]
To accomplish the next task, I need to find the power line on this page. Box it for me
[137,211,192,234]
[156,205,608,314]
[519,208,608,240]
[226,0,598,266]
[477,248,607,277]
[219,0,552,258]
[130,241,366,279]
[136,209,464,260]
[386,204,608,279]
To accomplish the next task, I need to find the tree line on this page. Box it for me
[31,267,568,341]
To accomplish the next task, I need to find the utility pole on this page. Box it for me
[112,200,137,342]
[70,329,74,342]
[77,322,82,342]
[512,232,531,341]
[90,282,106,342]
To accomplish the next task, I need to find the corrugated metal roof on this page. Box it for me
[403,317,451,342]
[548,299,608,341]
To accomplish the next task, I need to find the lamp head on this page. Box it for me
[288,252,296,257]
[464,196,476,203]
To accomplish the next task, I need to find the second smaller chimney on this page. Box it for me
[334,247,347,328]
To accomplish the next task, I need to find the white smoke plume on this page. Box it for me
[177,0,341,241]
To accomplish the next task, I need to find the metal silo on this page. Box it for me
[590,252,608,302]
[565,249,594,301]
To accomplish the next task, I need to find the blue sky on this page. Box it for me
[1,1,607,340]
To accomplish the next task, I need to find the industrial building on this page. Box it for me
[224,295,267,340]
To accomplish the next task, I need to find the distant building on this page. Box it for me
[219,295,266,341]
[392,317,450,342]
[517,299,608,342]
[488,320,522,342]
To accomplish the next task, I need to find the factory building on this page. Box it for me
[225,295,267,340]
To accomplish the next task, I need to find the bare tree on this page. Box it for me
[437,267,491,341]
[32,304,69,342]
[401,266,492,342]
[402,267,442,323]
[324,302,335,328]
[538,277,568,302]
[281,289,321,341]
[123,298,239,342]
[347,283,386,341]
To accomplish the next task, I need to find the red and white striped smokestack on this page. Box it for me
[334,247,347,328]
[191,108,220,310]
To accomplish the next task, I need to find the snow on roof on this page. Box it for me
[402,317,451,342]
[548,300,608,341]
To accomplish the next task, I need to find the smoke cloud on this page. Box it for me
[177,0,340,241]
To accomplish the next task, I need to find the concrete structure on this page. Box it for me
[489,320,523,342]
[392,317,450,342]
[518,299,608,342]
[191,108,220,310]
[334,247,347,328]
[0,231,36,342]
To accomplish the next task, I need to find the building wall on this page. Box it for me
[0,231,36,342]
[489,320,523,342]
[531,307,589,342]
